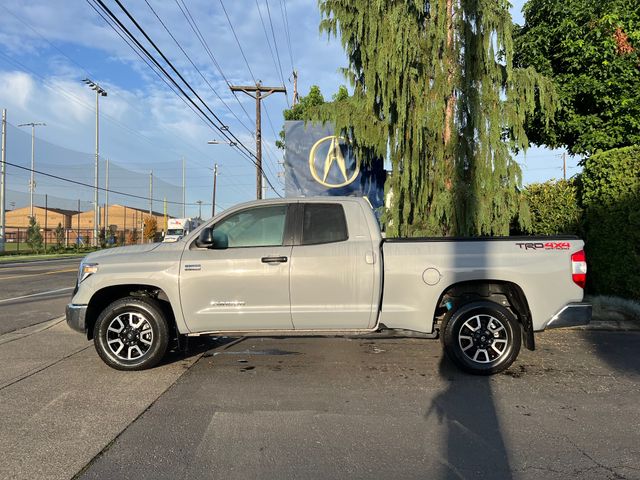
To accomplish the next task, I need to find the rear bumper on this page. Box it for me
[545,302,592,329]
[66,304,88,334]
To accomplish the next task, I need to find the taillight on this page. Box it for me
[571,250,587,288]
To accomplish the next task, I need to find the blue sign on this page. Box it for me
[284,121,386,211]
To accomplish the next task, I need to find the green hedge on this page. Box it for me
[522,180,582,236]
[581,146,640,299]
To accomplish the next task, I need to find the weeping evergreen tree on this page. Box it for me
[318,0,556,236]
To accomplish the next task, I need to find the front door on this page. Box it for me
[179,203,294,332]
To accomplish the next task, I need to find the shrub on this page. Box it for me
[522,180,582,236]
[143,216,157,243]
[26,216,43,253]
[581,146,640,299]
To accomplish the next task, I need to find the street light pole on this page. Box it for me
[82,78,107,247]
[18,122,46,218]
[211,163,218,218]
[196,200,203,220]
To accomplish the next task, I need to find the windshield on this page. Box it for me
[166,229,184,236]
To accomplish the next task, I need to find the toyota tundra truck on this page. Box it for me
[66,197,590,375]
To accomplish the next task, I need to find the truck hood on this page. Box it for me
[83,243,163,262]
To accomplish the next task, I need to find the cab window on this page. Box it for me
[213,205,287,248]
[301,204,348,245]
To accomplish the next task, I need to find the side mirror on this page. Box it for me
[195,228,228,249]
[211,230,228,249]
[195,228,214,248]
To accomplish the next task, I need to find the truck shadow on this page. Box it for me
[580,330,640,376]
[426,356,513,479]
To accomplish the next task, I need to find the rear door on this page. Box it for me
[179,203,294,332]
[289,202,377,329]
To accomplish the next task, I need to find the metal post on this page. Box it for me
[0,109,6,253]
[94,90,99,246]
[212,163,218,217]
[123,205,127,245]
[105,158,109,236]
[563,152,567,181]
[149,170,153,214]
[82,78,107,247]
[44,194,48,252]
[255,88,262,199]
[77,199,80,248]
[18,122,45,218]
[182,157,186,218]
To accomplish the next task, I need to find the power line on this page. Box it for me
[88,0,282,196]
[2,3,217,173]
[279,0,295,73]
[143,0,253,134]
[174,0,256,131]
[218,0,257,85]
[264,0,289,106]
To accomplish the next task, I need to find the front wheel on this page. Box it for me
[441,301,521,375]
[93,296,170,371]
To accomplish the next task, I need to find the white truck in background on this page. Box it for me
[163,218,200,243]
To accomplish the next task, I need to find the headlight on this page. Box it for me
[78,262,98,283]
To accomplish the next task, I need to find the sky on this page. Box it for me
[0,0,578,219]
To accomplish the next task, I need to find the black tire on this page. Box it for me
[441,300,521,375]
[93,296,170,371]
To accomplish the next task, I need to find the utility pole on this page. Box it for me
[0,109,6,253]
[17,122,46,218]
[105,158,109,235]
[292,69,299,106]
[229,82,286,199]
[181,157,186,218]
[82,78,107,247]
[262,173,267,200]
[562,152,567,181]
[149,170,153,215]
[196,200,203,220]
[211,163,218,218]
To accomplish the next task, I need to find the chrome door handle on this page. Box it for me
[261,256,288,264]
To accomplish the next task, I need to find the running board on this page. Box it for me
[187,327,438,339]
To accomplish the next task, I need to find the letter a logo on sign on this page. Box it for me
[308,136,360,188]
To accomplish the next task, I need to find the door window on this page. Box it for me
[213,205,287,248]
[301,204,348,245]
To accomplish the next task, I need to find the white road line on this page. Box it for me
[0,287,74,304]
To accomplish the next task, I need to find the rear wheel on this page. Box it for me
[94,296,169,371]
[441,300,521,375]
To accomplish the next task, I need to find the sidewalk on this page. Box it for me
[0,319,203,480]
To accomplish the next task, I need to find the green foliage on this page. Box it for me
[277,85,326,149]
[521,180,582,235]
[319,0,555,236]
[26,216,43,253]
[514,0,640,155]
[580,146,640,299]
[53,222,65,252]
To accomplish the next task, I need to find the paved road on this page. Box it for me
[0,257,81,334]
[78,330,640,480]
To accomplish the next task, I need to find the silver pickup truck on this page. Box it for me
[66,197,590,375]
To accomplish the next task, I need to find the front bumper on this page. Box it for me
[545,302,592,329]
[66,304,88,334]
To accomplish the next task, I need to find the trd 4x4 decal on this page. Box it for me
[515,242,571,250]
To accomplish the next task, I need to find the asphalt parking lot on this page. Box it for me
[0,258,639,480]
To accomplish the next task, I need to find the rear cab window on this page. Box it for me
[301,203,348,245]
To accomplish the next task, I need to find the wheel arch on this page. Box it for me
[434,279,535,351]
[85,284,176,340]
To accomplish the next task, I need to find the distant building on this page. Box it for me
[5,206,74,228]
[71,204,167,232]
